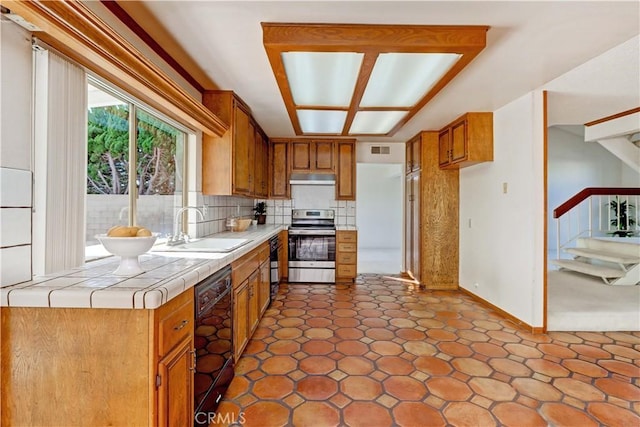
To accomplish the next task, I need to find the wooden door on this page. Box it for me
[258,260,270,315]
[451,120,467,163]
[438,129,451,167]
[411,173,421,283]
[270,141,289,199]
[404,174,413,278]
[254,130,268,198]
[247,120,256,195]
[259,133,269,197]
[247,271,260,335]
[314,141,334,172]
[233,105,251,195]
[233,281,249,360]
[336,141,355,200]
[157,337,194,427]
[291,142,312,172]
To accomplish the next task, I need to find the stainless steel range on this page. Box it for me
[288,209,336,283]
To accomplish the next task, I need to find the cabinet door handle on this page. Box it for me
[189,349,196,372]
[174,319,189,331]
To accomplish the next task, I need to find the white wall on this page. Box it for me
[356,163,403,250]
[547,126,639,247]
[356,142,405,164]
[0,20,34,286]
[460,92,545,327]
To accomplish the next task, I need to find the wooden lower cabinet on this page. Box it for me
[278,230,288,282]
[336,230,358,282]
[0,288,195,426]
[231,241,271,361]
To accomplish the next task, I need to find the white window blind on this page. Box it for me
[33,49,87,275]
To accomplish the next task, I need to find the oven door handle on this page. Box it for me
[288,229,336,236]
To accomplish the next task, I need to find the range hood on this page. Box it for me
[289,173,336,185]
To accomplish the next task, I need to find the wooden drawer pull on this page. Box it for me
[174,319,189,331]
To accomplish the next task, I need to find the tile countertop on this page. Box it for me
[1,225,284,310]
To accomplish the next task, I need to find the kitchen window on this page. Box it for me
[85,79,189,259]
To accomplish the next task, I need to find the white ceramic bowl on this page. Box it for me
[95,234,158,275]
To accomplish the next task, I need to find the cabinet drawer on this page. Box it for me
[337,252,357,264]
[338,243,357,253]
[337,264,357,278]
[337,232,357,243]
[158,298,194,356]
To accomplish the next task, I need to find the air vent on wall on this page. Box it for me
[370,146,391,155]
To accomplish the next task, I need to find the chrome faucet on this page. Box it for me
[168,206,205,246]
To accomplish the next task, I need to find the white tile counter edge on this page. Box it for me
[1,225,284,310]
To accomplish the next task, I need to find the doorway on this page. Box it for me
[356,163,403,274]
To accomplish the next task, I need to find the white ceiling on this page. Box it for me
[124,1,640,143]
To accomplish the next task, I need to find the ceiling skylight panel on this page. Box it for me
[349,111,408,134]
[282,52,363,107]
[360,53,462,107]
[297,109,347,134]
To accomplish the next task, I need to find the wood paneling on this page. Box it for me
[1,307,151,426]
[405,132,459,289]
[4,1,226,137]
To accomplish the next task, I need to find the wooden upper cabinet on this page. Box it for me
[439,112,493,169]
[291,140,335,174]
[269,140,290,199]
[202,90,268,197]
[336,141,356,200]
[254,129,269,198]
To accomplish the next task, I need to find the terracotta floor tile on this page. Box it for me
[338,356,376,375]
[540,403,600,427]
[292,402,340,427]
[570,344,613,360]
[395,328,426,341]
[252,376,294,399]
[594,377,640,400]
[376,355,414,375]
[555,377,606,401]
[504,343,543,359]
[296,376,338,400]
[561,359,609,377]
[402,341,437,357]
[598,359,640,378]
[365,328,396,341]
[525,358,570,378]
[414,356,453,376]
[443,402,497,427]
[393,402,446,427]
[261,355,298,375]
[471,342,509,358]
[427,377,473,401]
[602,343,640,360]
[438,342,474,357]
[451,357,493,377]
[343,401,393,427]
[214,276,639,427]
[340,375,384,400]
[488,357,533,377]
[512,378,563,401]
[301,339,335,355]
[492,402,547,427]
[469,378,517,401]
[371,341,404,356]
[383,376,428,400]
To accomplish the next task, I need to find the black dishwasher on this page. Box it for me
[194,265,234,426]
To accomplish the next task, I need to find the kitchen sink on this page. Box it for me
[153,237,252,253]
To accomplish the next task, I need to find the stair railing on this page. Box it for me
[553,187,640,258]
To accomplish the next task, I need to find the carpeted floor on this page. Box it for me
[547,270,640,331]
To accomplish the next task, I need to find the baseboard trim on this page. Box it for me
[458,287,545,334]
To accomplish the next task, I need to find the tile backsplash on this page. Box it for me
[190,185,356,237]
